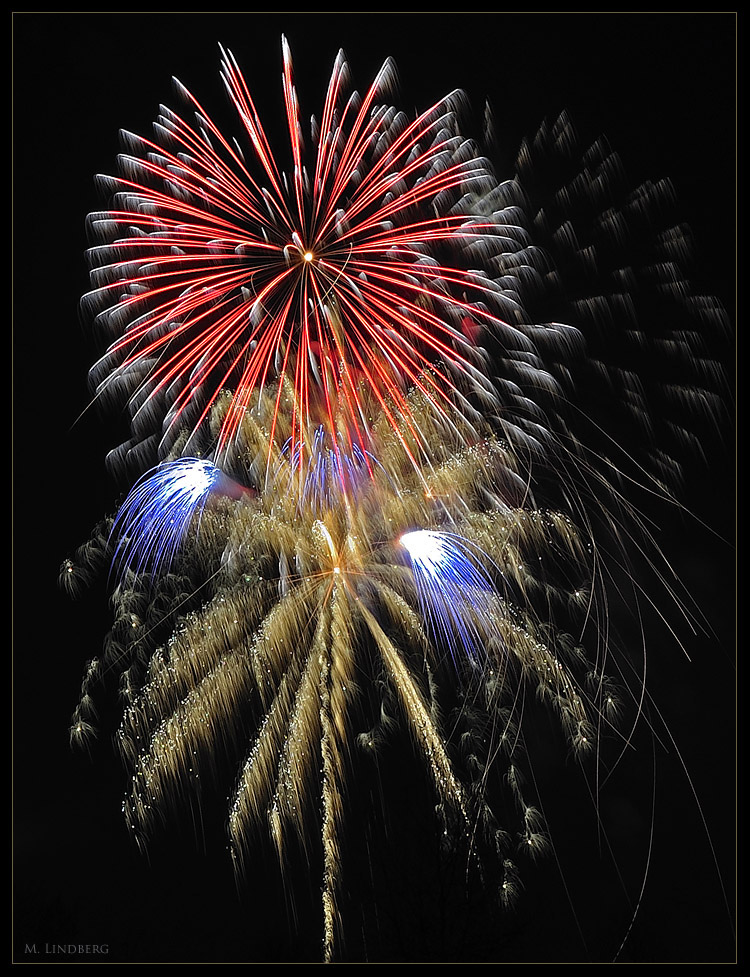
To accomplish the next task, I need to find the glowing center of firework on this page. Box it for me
[303,250,314,262]
[400,530,445,569]
[174,458,217,496]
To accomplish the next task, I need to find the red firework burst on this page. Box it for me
[83,37,514,477]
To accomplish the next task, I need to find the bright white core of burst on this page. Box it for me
[174,459,216,498]
[400,530,443,567]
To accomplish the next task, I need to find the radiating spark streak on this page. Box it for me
[219,46,291,216]
[312,63,398,222]
[333,277,470,378]
[328,291,461,434]
[281,37,306,230]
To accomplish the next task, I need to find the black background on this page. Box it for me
[12,11,737,965]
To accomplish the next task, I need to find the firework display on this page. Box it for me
[56,33,732,963]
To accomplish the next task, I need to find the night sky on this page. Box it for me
[12,11,737,965]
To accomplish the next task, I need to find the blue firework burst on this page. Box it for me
[400,529,500,667]
[110,457,223,579]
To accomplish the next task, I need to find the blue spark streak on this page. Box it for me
[110,458,222,579]
[281,428,379,512]
[400,530,499,666]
